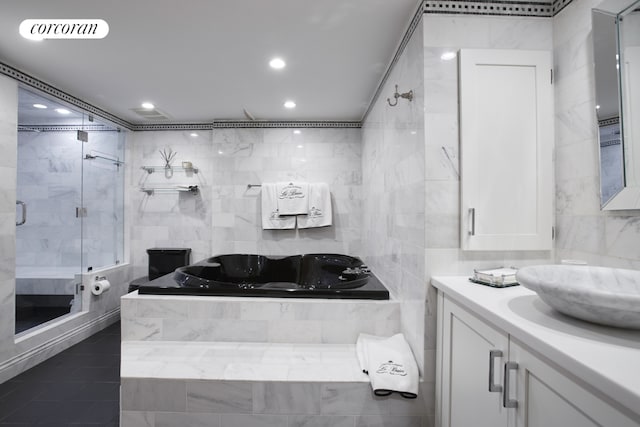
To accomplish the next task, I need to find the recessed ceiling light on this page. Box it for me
[33,103,47,109]
[441,51,457,61]
[55,108,71,115]
[284,100,296,109]
[190,132,199,137]
[297,144,304,148]
[293,130,301,135]
[269,58,286,69]
[141,102,155,109]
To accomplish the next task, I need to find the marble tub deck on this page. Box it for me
[121,341,368,382]
[119,293,432,425]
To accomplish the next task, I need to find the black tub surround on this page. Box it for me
[138,254,389,300]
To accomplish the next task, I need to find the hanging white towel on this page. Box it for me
[276,181,309,215]
[261,183,296,230]
[297,182,332,229]
[356,333,419,399]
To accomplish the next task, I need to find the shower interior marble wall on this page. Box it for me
[127,128,362,279]
[82,130,125,270]
[17,129,124,276]
[17,131,82,271]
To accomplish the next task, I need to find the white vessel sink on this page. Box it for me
[515,265,640,329]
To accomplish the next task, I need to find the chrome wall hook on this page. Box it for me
[387,84,414,106]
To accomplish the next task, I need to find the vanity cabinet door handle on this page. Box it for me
[503,361,519,408]
[468,208,476,236]
[488,350,503,392]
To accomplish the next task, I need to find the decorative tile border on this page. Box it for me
[599,117,620,127]
[3,0,576,131]
[0,62,133,130]
[423,1,555,17]
[18,124,117,132]
[2,61,362,130]
[132,121,361,131]
[600,138,621,147]
[553,0,574,15]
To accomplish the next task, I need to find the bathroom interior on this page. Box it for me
[0,0,639,426]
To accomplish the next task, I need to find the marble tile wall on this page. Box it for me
[82,130,125,270]
[0,74,18,364]
[16,129,124,273]
[127,131,213,278]
[361,14,427,379]
[121,293,400,344]
[16,131,82,269]
[421,11,555,411]
[127,128,362,279]
[121,378,432,427]
[553,0,640,269]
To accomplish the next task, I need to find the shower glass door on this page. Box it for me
[81,119,125,271]
[15,88,84,333]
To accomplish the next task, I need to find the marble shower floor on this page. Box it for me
[0,322,120,426]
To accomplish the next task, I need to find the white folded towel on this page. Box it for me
[297,182,332,229]
[261,183,296,230]
[276,181,309,215]
[356,333,419,399]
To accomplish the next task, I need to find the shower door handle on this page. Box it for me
[16,200,26,226]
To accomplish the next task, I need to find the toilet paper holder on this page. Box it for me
[91,276,111,296]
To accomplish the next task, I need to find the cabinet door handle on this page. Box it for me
[16,200,26,226]
[488,350,503,392]
[468,208,476,236]
[503,361,518,408]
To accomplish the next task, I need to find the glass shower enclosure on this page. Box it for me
[15,87,124,334]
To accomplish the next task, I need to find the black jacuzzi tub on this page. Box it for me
[137,253,389,300]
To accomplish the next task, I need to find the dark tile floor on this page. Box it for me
[0,322,120,426]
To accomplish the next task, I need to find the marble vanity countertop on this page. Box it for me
[432,276,640,419]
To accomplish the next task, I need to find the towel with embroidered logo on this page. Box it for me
[356,333,419,398]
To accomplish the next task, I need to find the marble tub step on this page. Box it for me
[121,340,369,383]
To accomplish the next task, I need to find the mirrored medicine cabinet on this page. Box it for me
[593,0,640,210]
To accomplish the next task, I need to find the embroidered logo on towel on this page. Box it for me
[278,183,305,199]
[308,206,323,218]
[376,361,408,376]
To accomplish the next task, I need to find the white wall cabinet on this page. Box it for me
[436,295,639,427]
[459,49,553,251]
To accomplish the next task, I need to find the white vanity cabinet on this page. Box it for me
[438,297,509,427]
[459,49,553,251]
[436,294,640,427]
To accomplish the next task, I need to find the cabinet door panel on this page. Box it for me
[460,49,553,251]
[526,374,599,427]
[510,340,639,427]
[441,297,509,427]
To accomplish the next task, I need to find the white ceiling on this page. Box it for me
[0,0,421,124]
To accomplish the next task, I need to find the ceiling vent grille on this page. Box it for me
[130,107,172,120]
